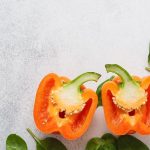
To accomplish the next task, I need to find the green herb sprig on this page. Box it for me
[85,133,149,150]
[27,128,67,150]
[85,133,117,150]
[145,43,150,72]
[6,129,67,150]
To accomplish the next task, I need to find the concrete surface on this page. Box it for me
[0,0,150,149]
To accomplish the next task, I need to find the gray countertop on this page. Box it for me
[0,0,150,149]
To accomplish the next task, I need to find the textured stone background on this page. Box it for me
[0,0,150,149]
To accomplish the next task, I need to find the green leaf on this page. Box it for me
[101,133,117,146]
[6,134,28,150]
[85,137,117,150]
[85,137,105,150]
[117,135,149,150]
[27,128,67,150]
[96,76,114,107]
[97,143,117,150]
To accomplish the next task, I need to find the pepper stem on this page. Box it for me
[64,72,101,91]
[52,72,101,115]
[105,64,133,84]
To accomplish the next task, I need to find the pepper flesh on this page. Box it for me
[34,72,100,139]
[101,64,150,135]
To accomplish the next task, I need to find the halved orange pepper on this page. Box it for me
[34,72,100,140]
[101,64,150,135]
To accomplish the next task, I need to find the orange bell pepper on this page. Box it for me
[34,72,100,140]
[101,64,150,135]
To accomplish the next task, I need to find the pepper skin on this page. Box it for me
[101,64,150,135]
[34,73,100,140]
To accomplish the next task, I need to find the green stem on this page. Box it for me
[105,64,134,85]
[148,43,150,65]
[64,72,101,91]
[145,67,150,72]
[26,128,41,144]
[145,43,150,72]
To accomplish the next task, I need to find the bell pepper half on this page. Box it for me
[101,64,150,135]
[34,72,101,140]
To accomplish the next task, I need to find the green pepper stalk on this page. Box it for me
[105,64,147,112]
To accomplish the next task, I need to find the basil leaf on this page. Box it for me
[27,128,67,150]
[145,43,150,72]
[101,133,117,146]
[97,143,117,150]
[6,134,28,150]
[37,138,67,150]
[148,43,150,65]
[85,137,105,150]
[117,135,149,150]
[96,76,114,107]
[85,137,117,150]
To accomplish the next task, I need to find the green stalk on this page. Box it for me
[26,128,41,144]
[64,72,101,92]
[105,64,134,85]
[148,43,150,65]
[145,43,150,72]
[145,67,150,72]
